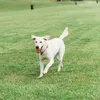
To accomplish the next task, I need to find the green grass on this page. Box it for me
[0,0,100,100]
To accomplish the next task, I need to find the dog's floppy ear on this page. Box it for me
[31,35,36,40]
[43,35,50,40]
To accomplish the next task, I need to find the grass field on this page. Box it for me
[0,0,100,100]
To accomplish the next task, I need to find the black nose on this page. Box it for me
[36,46,39,49]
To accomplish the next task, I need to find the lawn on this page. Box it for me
[0,0,100,100]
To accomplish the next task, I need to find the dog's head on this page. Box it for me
[31,35,50,53]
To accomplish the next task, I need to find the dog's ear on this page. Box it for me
[31,35,36,40]
[43,35,50,40]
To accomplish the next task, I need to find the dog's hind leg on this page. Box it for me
[57,46,65,72]
[57,55,63,72]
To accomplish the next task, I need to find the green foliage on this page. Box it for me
[0,0,100,100]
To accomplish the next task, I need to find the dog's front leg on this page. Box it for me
[43,59,54,74]
[38,60,44,78]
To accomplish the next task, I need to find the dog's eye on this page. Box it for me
[35,41,37,43]
[40,41,42,43]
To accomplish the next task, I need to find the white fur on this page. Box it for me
[31,27,68,78]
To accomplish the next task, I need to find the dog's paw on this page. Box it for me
[43,69,48,74]
[58,68,61,72]
[38,74,43,78]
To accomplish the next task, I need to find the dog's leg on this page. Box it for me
[43,59,54,74]
[58,47,65,72]
[38,60,44,78]
[57,54,63,72]
[58,61,63,72]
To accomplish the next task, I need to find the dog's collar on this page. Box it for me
[40,45,48,55]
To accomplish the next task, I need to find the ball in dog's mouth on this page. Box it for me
[36,48,41,53]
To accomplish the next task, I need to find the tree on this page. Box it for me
[57,0,63,2]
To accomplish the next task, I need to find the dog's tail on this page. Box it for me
[59,27,68,40]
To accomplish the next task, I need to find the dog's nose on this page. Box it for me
[36,46,39,49]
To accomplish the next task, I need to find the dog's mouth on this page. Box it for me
[35,45,48,55]
[36,48,41,53]
[35,46,43,53]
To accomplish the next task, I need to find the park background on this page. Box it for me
[0,0,100,100]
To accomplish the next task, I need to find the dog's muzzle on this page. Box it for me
[36,46,41,53]
[35,45,48,54]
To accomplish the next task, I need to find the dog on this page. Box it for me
[31,27,68,78]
